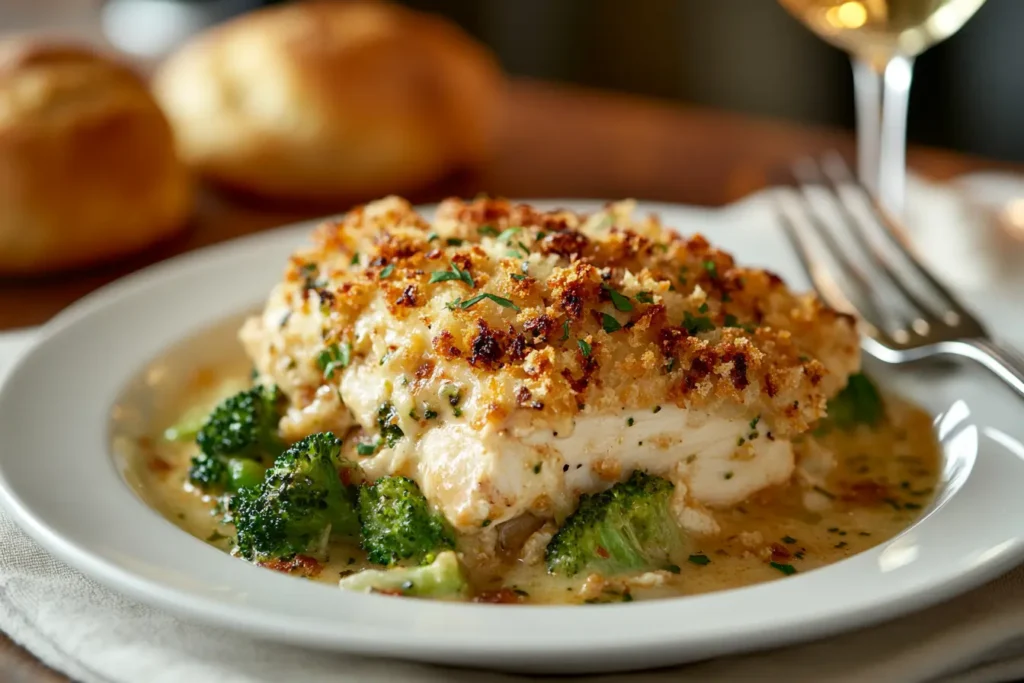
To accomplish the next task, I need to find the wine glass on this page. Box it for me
[778,0,987,216]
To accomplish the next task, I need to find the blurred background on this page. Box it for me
[13,0,1022,162]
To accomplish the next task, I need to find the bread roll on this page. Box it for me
[0,41,192,275]
[152,1,502,202]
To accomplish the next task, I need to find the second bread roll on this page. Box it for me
[153,1,503,202]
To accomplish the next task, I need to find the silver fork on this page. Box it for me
[775,152,1024,400]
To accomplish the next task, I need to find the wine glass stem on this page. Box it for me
[851,55,915,217]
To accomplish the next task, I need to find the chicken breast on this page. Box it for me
[241,196,860,535]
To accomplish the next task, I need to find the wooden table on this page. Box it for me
[0,79,1013,681]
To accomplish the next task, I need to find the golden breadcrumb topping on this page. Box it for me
[242,196,860,440]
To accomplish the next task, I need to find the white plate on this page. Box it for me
[1,198,1023,675]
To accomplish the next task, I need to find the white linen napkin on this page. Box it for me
[2,178,1024,683]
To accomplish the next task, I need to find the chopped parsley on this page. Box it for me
[653,405,662,413]
[698,302,709,313]
[356,439,379,456]
[429,262,475,287]
[703,259,719,279]
[601,313,622,333]
[379,264,395,279]
[750,415,761,430]
[440,384,461,407]
[533,463,542,474]
[665,564,681,574]
[770,562,797,575]
[577,339,592,357]
[424,408,438,420]
[781,535,797,544]
[316,342,351,379]
[511,273,528,281]
[683,311,715,335]
[446,238,464,247]
[636,291,655,304]
[626,417,635,427]
[426,232,439,242]
[496,227,522,242]
[560,320,570,341]
[602,284,633,312]
[688,554,711,566]
[478,225,499,237]
[349,253,360,266]
[453,292,520,311]
[723,314,756,332]
[481,519,492,527]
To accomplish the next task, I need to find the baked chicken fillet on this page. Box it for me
[241,197,860,537]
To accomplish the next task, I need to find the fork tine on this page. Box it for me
[774,187,887,339]
[803,154,942,340]
[819,152,981,330]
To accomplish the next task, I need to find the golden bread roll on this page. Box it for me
[152,1,503,202]
[0,41,192,275]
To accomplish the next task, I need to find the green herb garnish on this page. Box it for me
[496,227,522,243]
[457,292,520,312]
[379,264,395,279]
[602,285,633,312]
[683,311,715,335]
[316,342,351,379]
[688,554,711,566]
[636,291,655,304]
[601,313,622,333]
[770,562,797,575]
[577,339,592,357]
[429,262,475,287]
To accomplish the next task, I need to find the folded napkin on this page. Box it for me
[2,179,1024,683]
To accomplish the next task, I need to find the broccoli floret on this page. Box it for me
[196,385,284,462]
[187,385,284,493]
[188,455,268,493]
[163,404,209,443]
[338,550,469,598]
[545,471,684,577]
[827,373,884,429]
[358,476,454,566]
[231,432,359,562]
[188,453,229,489]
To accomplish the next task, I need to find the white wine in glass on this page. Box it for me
[778,0,987,215]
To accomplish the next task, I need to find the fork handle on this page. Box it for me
[943,339,1024,400]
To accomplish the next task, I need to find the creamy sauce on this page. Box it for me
[114,317,941,605]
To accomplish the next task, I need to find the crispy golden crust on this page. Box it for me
[245,197,860,437]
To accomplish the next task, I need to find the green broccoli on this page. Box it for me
[187,453,228,490]
[187,385,284,493]
[545,470,685,577]
[196,385,284,460]
[338,550,469,598]
[358,476,454,566]
[231,432,359,562]
[827,373,884,429]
